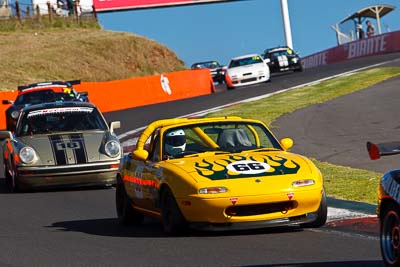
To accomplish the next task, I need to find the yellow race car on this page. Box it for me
[116,117,326,234]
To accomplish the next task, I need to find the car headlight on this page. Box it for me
[292,179,315,187]
[19,147,37,164]
[11,110,20,119]
[199,187,227,194]
[291,58,298,63]
[105,140,120,157]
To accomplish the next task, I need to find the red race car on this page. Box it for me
[2,80,88,131]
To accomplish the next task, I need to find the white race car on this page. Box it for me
[225,54,270,89]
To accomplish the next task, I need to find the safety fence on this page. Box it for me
[0,0,98,28]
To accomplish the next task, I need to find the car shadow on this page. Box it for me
[47,217,305,238]
[0,177,112,194]
[240,261,384,267]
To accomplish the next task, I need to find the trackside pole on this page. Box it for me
[280,0,293,49]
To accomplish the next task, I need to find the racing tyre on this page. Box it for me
[381,202,400,267]
[10,170,23,193]
[161,187,187,235]
[301,190,327,228]
[115,178,144,225]
[4,163,12,188]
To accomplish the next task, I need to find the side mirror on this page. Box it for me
[2,100,13,105]
[0,130,12,140]
[110,121,121,133]
[264,58,271,63]
[280,138,293,150]
[132,149,149,161]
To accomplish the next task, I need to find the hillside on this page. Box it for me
[0,28,186,90]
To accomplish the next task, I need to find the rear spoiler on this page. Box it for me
[366,141,400,160]
[18,80,81,91]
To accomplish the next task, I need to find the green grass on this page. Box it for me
[0,28,185,90]
[207,67,400,204]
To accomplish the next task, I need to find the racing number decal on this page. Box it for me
[226,160,270,175]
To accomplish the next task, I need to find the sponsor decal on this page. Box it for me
[230,197,238,205]
[160,74,172,95]
[301,52,327,69]
[28,107,93,118]
[347,35,387,59]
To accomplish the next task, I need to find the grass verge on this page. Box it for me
[207,67,400,204]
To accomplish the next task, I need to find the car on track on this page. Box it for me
[191,61,227,84]
[0,101,121,192]
[2,80,88,132]
[367,141,400,267]
[116,116,327,234]
[225,54,270,90]
[262,46,303,73]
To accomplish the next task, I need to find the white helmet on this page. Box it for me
[165,129,186,157]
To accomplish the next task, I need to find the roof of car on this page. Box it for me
[264,46,291,53]
[192,61,220,65]
[20,101,96,113]
[230,54,262,61]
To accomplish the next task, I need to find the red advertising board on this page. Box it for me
[301,30,400,69]
[93,0,233,12]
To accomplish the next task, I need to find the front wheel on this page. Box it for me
[115,178,144,225]
[301,190,327,228]
[160,187,187,234]
[381,202,400,267]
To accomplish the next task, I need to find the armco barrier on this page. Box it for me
[0,69,215,129]
[301,30,400,69]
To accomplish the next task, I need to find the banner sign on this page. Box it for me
[93,0,234,12]
[301,30,400,69]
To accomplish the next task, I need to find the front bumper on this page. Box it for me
[178,189,322,225]
[190,212,316,231]
[16,161,119,189]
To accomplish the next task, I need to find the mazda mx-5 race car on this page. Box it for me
[263,46,303,73]
[367,141,400,267]
[225,54,271,90]
[116,116,327,234]
[0,101,121,192]
[191,61,227,84]
[2,80,88,132]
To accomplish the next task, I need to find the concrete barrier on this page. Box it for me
[0,69,215,129]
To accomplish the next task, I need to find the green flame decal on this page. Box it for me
[194,154,300,180]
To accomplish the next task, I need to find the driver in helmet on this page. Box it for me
[164,129,186,159]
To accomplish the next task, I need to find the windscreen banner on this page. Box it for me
[93,0,234,12]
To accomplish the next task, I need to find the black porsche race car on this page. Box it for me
[191,61,227,84]
[263,46,303,73]
[2,80,88,132]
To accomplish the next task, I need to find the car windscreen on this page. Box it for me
[164,121,282,155]
[229,56,264,68]
[15,90,77,105]
[17,106,108,136]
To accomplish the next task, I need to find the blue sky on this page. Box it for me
[96,0,400,67]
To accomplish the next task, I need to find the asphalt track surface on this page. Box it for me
[1,53,400,267]
[273,74,400,174]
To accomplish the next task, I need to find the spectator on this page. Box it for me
[366,20,375,37]
[357,24,364,39]
[67,0,74,15]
